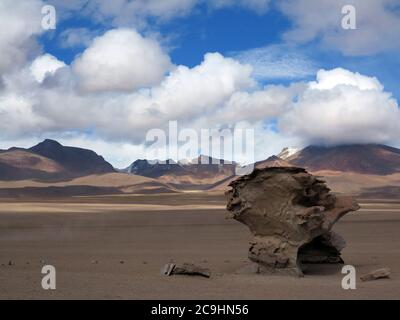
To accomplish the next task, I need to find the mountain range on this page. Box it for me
[0,139,114,181]
[1,139,400,198]
[288,144,400,175]
[124,155,236,189]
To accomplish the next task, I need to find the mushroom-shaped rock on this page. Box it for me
[226,167,360,276]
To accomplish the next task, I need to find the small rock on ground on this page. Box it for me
[360,268,391,282]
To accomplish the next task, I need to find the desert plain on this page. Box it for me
[0,191,399,300]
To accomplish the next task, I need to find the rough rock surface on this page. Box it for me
[226,167,360,276]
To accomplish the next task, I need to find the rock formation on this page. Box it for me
[360,268,390,282]
[226,167,360,276]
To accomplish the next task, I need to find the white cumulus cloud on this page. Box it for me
[72,29,173,92]
[0,0,44,73]
[0,0,399,166]
[280,68,400,145]
[30,54,66,83]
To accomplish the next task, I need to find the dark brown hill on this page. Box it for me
[289,144,400,175]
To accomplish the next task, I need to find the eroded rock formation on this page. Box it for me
[226,167,360,276]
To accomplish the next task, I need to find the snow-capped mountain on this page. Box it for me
[277,147,301,160]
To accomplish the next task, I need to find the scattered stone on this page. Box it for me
[226,167,360,276]
[360,268,391,282]
[162,263,211,278]
[91,260,99,264]
[8,260,14,266]
[162,263,176,276]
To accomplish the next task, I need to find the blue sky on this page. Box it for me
[42,4,289,66]
[1,0,400,167]
[39,1,399,98]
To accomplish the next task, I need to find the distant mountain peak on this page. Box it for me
[43,138,61,144]
[277,147,301,160]
[181,154,233,165]
[34,139,63,148]
[125,154,236,187]
[0,139,115,181]
[29,139,115,176]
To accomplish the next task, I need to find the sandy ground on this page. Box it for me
[0,194,399,300]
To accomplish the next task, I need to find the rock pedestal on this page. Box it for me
[226,167,360,276]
